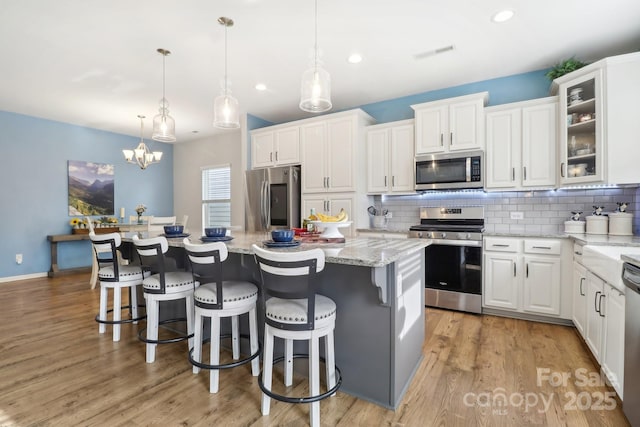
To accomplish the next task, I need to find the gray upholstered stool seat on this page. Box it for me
[184,239,260,394]
[265,295,336,327]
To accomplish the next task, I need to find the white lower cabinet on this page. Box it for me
[523,255,561,315]
[572,261,588,336]
[484,251,519,310]
[578,269,625,399]
[602,285,625,398]
[483,237,565,318]
[584,271,605,361]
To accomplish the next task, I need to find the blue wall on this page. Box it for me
[0,111,174,278]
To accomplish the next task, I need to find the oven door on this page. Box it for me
[424,242,483,313]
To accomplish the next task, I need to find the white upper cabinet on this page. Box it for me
[411,92,488,154]
[251,125,300,168]
[485,97,557,190]
[554,51,640,186]
[366,120,415,195]
[300,109,375,194]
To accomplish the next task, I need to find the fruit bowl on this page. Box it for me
[309,221,352,238]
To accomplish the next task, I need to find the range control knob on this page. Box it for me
[440,232,447,239]
[466,233,471,240]
[417,232,423,238]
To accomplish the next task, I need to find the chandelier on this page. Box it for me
[152,48,177,142]
[213,17,240,129]
[299,0,332,113]
[123,115,163,169]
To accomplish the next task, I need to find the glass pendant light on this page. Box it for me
[152,48,177,142]
[123,115,163,170]
[213,17,240,129]
[299,0,332,113]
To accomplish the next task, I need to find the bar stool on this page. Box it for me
[133,235,195,363]
[252,244,342,427]
[90,232,148,342]
[183,239,260,393]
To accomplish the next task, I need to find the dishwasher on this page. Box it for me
[622,262,640,426]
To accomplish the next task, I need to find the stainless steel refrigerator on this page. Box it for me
[245,165,301,232]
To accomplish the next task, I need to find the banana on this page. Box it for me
[316,209,348,222]
[309,213,318,221]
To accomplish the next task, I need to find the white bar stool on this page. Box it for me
[90,232,148,342]
[252,244,342,427]
[183,239,260,393]
[133,235,195,363]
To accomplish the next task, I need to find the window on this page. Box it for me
[202,164,231,228]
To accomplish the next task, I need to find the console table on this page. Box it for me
[46,234,92,277]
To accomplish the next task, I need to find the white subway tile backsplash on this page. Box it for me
[379,187,638,234]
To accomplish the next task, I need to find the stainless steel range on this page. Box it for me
[409,206,484,314]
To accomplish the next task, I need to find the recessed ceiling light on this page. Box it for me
[255,83,267,91]
[347,53,362,64]
[491,9,514,23]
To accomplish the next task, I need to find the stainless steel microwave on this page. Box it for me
[415,151,483,190]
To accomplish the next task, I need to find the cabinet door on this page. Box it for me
[585,272,604,362]
[302,195,327,219]
[483,253,519,310]
[415,105,447,154]
[522,102,557,187]
[449,98,484,151]
[523,255,561,316]
[558,69,604,185]
[327,117,356,192]
[602,285,625,398]
[300,122,328,193]
[389,124,415,193]
[485,109,520,189]
[251,131,275,168]
[572,262,588,337]
[275,126,300,165]
[327,195,355,237]
[366,128,390,193]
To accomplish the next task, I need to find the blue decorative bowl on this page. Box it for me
[271,229,294,242]
[164,225,184,235]
[205,227,227,237]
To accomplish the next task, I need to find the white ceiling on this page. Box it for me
[1,0,639,143]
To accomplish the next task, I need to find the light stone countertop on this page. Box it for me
[142,232,430,268]
[621,254,640,265]
[485,231,640,247]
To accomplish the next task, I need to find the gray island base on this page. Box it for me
[125,233,428,409]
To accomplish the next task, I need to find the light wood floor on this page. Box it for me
[0,273,630,427]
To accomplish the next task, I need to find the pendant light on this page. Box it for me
[213,17,240,129]
[123,115,163,170]
[299,0,331,113]
[152,48,176,142]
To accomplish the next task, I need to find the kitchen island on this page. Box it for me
[124,232,428,409]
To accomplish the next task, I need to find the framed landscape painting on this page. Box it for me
[68,160,114,215]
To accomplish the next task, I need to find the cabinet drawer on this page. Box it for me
[484,237,519,252]
[524,239,561,255]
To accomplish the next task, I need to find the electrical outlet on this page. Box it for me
[15,253,23,264]
[510,211,524,220]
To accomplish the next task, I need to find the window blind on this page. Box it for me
[201,165,231,227]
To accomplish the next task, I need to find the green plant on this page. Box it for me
[546,57,588,80]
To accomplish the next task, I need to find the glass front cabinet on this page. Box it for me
[558,69,604,185]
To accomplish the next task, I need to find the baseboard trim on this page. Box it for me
[0,272,48,283]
